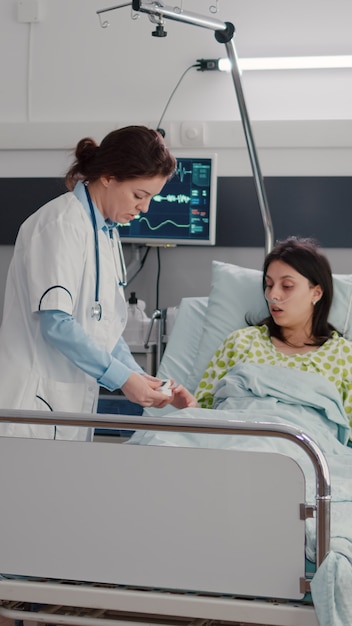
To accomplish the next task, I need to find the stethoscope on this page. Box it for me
[84,185,127,321]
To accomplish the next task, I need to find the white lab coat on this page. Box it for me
[0,191,127,440]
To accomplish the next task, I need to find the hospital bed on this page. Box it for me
[1,260,352,626]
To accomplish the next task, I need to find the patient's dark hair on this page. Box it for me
[258,236,335,345]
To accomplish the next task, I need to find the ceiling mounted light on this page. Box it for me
[197,55,352,73]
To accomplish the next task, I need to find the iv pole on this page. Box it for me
[131,0,274,255]
[97,0,274,255]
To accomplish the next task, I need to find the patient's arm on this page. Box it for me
[171,384,198,409]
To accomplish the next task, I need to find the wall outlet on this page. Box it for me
[17,0,43,23]
[180,121,205,147]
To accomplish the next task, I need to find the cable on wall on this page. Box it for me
[126,245,151,286]
[155,247,161,311]
[155,63,198,136]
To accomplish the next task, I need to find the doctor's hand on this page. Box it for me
[121,372,174,408]
[170,384,198,409]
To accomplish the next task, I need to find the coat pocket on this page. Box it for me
[34,377,87,412]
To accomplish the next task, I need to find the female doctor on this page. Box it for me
[0,125,195,440]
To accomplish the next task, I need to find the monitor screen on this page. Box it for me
[117,153,217,246]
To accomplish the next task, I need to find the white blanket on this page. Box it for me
[130,364,352,626]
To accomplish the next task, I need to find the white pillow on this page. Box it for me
[330,274,352,339]
[188,260,352,392]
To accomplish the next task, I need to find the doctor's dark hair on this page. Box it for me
[65,125,176,189]
[259,236,335,345]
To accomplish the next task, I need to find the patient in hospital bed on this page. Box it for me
[175,237,352,426]
[133,237,352,626]
[134,236,352,623]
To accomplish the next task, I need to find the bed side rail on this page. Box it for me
[0,408,331,567]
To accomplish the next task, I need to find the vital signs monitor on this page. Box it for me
[117,154,218,246]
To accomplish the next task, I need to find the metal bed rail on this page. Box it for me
[0,408,331,567]
[0,582,319,626]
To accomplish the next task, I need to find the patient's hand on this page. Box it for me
[171,384,198,409]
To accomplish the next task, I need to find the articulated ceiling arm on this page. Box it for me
[100,0,274,254]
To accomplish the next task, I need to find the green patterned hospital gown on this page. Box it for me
[195,325,352,434]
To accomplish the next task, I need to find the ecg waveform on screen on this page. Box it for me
[137,216,190,231]
[153,193,190,204]
[175,161,192,182]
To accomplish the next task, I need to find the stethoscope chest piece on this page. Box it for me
[91,302,102,321]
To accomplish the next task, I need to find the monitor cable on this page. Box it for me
[155,246,161,311]
[156,63,198,137]
[126,245,151,286]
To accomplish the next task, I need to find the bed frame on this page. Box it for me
[0,409,329,626]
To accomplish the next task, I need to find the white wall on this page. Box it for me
[2,0,352,125]
[1,0,352,317]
